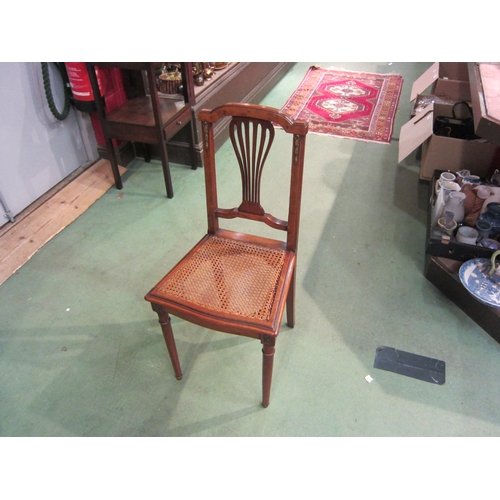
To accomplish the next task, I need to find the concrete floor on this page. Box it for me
[2,62,500,440]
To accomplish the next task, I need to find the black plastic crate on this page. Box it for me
[426,170,496,262]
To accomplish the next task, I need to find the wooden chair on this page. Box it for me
[145,103,308,407]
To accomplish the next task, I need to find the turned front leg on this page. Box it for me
[262,335,276,408]
[152,305,183,380]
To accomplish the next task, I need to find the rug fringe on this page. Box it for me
[306,129,392,144]
[323,65,402,76]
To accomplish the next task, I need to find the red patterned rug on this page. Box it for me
[280,66,404,144]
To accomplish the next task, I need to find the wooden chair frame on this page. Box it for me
[145,103,308,407]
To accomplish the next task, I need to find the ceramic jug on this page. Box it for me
[435,171,456,193]
[444,191,466,224]
[432,180,461,227]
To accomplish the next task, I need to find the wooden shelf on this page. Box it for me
[87,62,197,198]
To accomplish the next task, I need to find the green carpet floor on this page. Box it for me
[2,63,500,440]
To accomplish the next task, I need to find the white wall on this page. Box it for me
[0,62,99,227]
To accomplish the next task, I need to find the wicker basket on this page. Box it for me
[158,71,182,94]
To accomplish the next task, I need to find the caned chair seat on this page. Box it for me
[147,230,295,335]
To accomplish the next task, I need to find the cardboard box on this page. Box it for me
[469,62,500,147]
[410,62,471,103]
[399,102,500,181]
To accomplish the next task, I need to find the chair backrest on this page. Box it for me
[198,103,308,252]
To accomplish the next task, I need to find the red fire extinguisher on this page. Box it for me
[65,62,106,112]
[64,63,128,146]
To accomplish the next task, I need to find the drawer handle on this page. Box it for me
[176,121,182,126]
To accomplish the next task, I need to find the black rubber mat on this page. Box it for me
[374,346,445,385]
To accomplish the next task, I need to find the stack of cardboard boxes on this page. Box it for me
[410,63,500,341]
[399,62,500,181]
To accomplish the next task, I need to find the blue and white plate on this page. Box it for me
[459,258,500,308]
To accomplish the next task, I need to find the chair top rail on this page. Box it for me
[198,103,308,135]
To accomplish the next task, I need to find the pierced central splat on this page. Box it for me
[229,117,275,215]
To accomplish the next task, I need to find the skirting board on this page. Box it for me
[0,159,126,287]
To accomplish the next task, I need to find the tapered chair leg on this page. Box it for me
[153,306,182,380]
[286,270,296,328]
[262,336,276,408]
